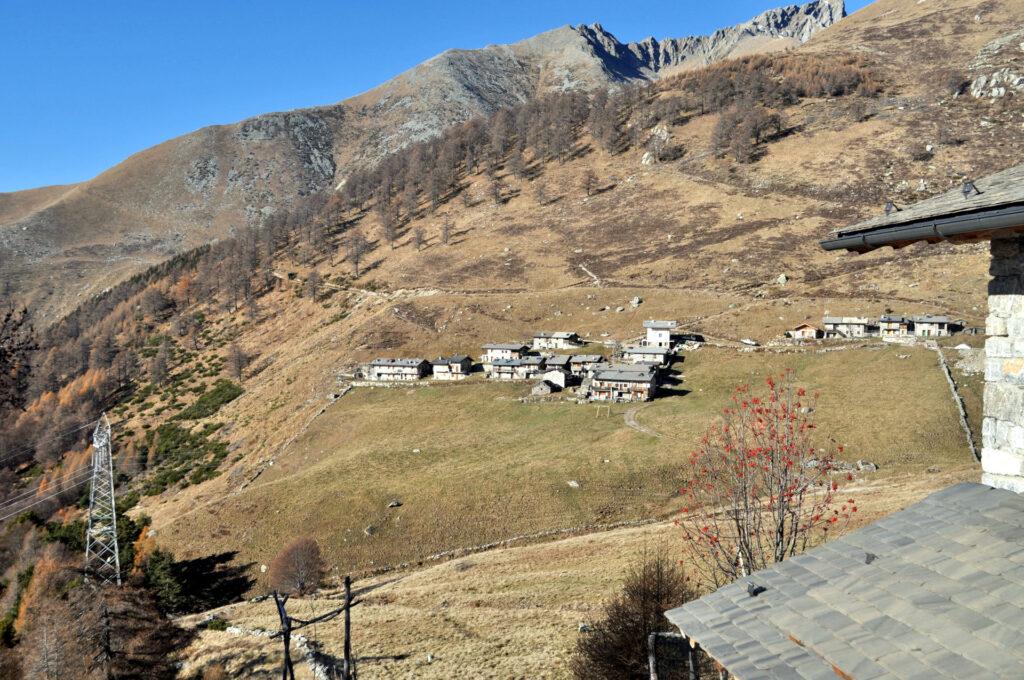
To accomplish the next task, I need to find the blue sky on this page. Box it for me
[0,1,872,192]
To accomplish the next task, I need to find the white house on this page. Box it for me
[620,344,669,364]
[481,343,530,363]
[541,368,570,389]
[532,331,582,350]
[912,314,953,337]
[366,358,431,381]
[431,355,473,380]
[822,316,873,338]
[643,320,678,348]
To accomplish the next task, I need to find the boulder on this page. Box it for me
[388,499,402,508]
[776,273,788,285]
[630,296,643,308]
[641,151,656,166]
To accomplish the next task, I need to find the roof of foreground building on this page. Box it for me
[666,483,1024,679]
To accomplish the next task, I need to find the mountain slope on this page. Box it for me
[0,0,844,323]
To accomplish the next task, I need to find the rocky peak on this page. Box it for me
[574,0,846,80]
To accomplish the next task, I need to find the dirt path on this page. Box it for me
[624,404,662,438]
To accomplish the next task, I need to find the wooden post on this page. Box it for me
[687,636,700,680]
[274,592,296,680]
[343,576,352,680]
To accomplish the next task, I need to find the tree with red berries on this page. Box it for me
[678,371,855,588]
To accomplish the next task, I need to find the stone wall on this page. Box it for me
[984,235,1024,492]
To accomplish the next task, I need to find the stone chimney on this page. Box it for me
[983,234,1024,492]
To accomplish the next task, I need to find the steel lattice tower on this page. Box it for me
[85,414,121,586]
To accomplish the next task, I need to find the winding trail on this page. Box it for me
[624,404,662,438]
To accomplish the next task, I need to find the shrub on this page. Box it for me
[268,536,324,596]
[678,371,854,589]
[174,379,242,420]
[570,553,700,680]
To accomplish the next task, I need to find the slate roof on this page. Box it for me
[369,358,427,367]
[594,369,655,383]
[835,164,1024,235]
[482,343,529,351]
[544,355,572,368]
[431,355,470,366]
[570,354,605,363]
[622,344,669,354]
[912,314,951,324]
[644,320,679,330]
[533,331,578,339]
[665,483,1024,680]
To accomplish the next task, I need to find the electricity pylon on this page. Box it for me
[85,413,121,586]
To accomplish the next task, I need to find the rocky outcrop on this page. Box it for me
[577,0,845,79]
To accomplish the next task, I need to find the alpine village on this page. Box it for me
[5,0,1024,677]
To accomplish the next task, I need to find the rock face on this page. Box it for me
[0,0,844,322]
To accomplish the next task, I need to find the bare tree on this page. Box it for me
[533,181,548,206]
[304,271,322,302]
[268,536,324,596]
[345,230,370,277]
[441,216,452,246]
[582,168,599,197]
[150,339,171,385]
[678,372,855,589]
[413,228,425,251]
[226,343,247,382]
[490,178,503,206]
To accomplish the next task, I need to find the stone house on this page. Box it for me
[878,314,911,337]
[541,368,570,389]
[642,320,678,348]
[569,354,605,377]
[531,331,582,350]
[589,368,655,402]
[518,355,547,379]
[366,358,431,381]
[487,358,522,380]
[821,316,874,338]
[784,323,822,340]
[531,380,559,396]
[620,344,670,364]
[431,355,473,380]
[912,314,954,337]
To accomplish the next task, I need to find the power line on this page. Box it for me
[0,467,93,510]
[0,418,115,466]
[0,477,92,523]
[85,414,121,586]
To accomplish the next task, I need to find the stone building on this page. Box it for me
[821,315,873,338]
[620,344,670,364]
[822,164,1024,492]
[366,358,431,381]
[784,323,822,340]
[878,314,911,337]
[481,343,530,362]
[911,314,954,337]
[431,355,473,380]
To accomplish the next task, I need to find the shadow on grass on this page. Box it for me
[175,551,256,613]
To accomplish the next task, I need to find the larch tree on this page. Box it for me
[345,230,370,277]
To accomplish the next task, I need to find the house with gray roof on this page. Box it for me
[366,358,431,381]
[532,331,582,350]
[569,354,605,377]
[821,316,874,338]
[643,320,679,348]
[665,483,1024,679]
[620,344,670,365]
[431,355,473,380]
[589,366,656,402]
[911,314,955,337]
[481,343,530,362]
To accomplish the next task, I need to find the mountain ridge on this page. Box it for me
[0,0,845,322]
